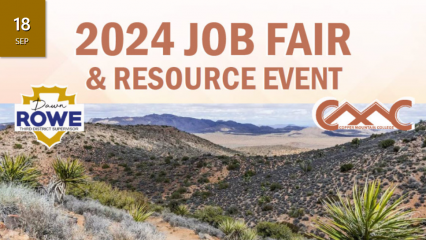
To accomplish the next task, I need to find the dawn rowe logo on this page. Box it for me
[312,97,415,131]
[14,85,84,148]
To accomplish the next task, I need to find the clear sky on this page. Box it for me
[2,103,426,127]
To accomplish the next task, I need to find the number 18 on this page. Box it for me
[14,18,31,31]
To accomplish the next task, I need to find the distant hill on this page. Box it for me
[0,123,237,163]
[89,114,306,135]
[0,123,12,130]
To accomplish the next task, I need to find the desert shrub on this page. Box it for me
[170,191,183,199]
[243,170,256,178]
[258,195,272,205]
[219,218,257,240]
[226,205,239,215]
[84,212,111,234]
[0,154,40,187]
[167,200,180,213]
[67,180,148,211]
[0,184,87,239]
[270,182,283,191]
[262,204,274,211]
[299,160,312,172]
[422,140,426,148]
[64,195,130,222]
[256,221,293,240]
[85,213,164,240]
[378,139,395,148]
[102,163,110,169]
[289,207,304,218]
[393,146,401,152]
[340,163,354,172]
[313,180,425,239]
[227,160,240,170]
[371,133,383,139]
[83,145,93,150]
[196,160,206,168]
[416,125,426,132]
[193,190,213,199]
[351,138,360,146]
[198,177,210,183]
[194,206,232,228]
[218,181,229,190]
[150,204,164,213]
[163,212,224,238]
[116,218,165,240]
[13,143,23,149]
[174,205,189,216]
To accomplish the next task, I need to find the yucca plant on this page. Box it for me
[219,218,258,240]
[48,157,87,202]
[0,154,40,187]
[174,205,190,216]
[312,180,425,240]
[130,202,154,222]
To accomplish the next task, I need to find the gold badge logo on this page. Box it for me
[15,86,84,148]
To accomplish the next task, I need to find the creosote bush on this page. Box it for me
[378,139,395,148]
[393,146,400,152]
[270,182,283,191]
[351,138,360,146]
[340,163,354,172]
[194,205,232,228]
[256,221,293,240]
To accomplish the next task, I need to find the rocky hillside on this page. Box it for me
[0,123,235,159]
[71,123,426,237]
[89,114,305,134]
[2,122,426,238]
[185,124,426,236]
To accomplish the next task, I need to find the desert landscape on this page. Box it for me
[195,127,357,155]
[0,117,425,240]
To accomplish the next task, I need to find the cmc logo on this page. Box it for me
[312,97,414,131]
[15,85,84,148]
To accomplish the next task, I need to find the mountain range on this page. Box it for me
[89,114,306,135]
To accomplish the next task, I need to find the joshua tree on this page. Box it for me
[48,157,87,202]
[313,180,425,240]
[0,154,40,187]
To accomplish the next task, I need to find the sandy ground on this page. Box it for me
[196,128,356,150]
[147,216,217,240]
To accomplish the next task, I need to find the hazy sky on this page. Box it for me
[2,103,426,126]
